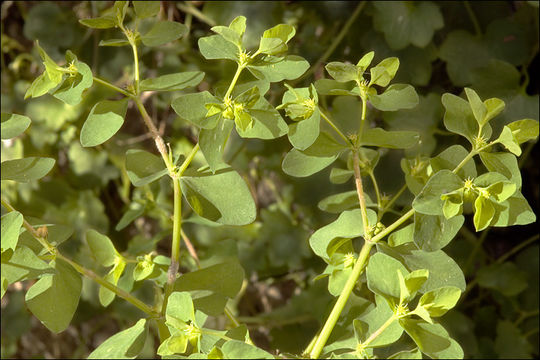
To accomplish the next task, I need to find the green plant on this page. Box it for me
[1,1,538,359]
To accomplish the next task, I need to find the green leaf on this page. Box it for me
[25,259,81,333]
[80,98,129,147]
[372,2,443,50]
[399,319,460,358]
[413,213,464,252]
[173,261,244,316]
[326,62,360,82]
[441,93,479,145]
[369,57,400,87]
[491,191,536,227]
[412,170,463,215]
[1,113,31,139]
[171,91,221,129]
[357,51,375,71]
[88,319,148,359]
[86,229,119,267]
[314,79,359,96]
[473,195,495,231]
[239,97,288,139]
[133,1,160,19]
[378,243,466,292]
[1,157,55,182]
[439,30,491,86]
[498,129,523,157]
[247,55,309,82]
[495,321,533,359]
[477,262,528,296]
[368,84,419,111]
[479,152,521,188]
[388,224,414,247]
[360,128,419,149]
[366,252,409,301]
[288,108,320,150]
[24,72,59,99]
[99,38,131,47]
[282,132,347,177]
[318,190,374,214]
[388,348,422,359]
[125,149,168,187]
[141,21,187,46]
[199,118,235,173]
[53,61,93,106]
[35,41,63,84]
[329,167,354,184]
[356,295,404,347]
[506,119,539,144]
[258,24,295,55]
[464,88,487,126]
[0,212,23,253]
[398,270,426,308]
[79,16,116,29]
[1,246,52,284]
[198,35,239,61]
[310,209,376,262]
[417,286,461,318]
[99,257,126,306]
[140,71,204,92]
[221,340,274,359]
[483,98,505,124]
[166,292,195,323]
[180,166,256,225]
[211,16,246,47]
[430,145,476,180]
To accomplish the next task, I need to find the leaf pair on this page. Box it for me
[198,16,309,82]
[25,43,93,106]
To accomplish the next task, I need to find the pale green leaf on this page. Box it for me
[1,113,31,139]
[140,71,204,92]
[88,319,148,359]
[1,212,23,253]
[198,35,239,61]
[141,21,187,47]
[80,98,128,147]
[125,149,168,187]
[1,157,55,182]
[171,91,221,129]
[86,229,118,267]
[368,84,419,111]
[282,132,347,177]
[180,166,256,225]
[133,1,160,19]
[25,259,81,333]
[360,128,419,149]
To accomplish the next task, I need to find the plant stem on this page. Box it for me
[295,1,366,83]
[378,184,407,221]
[132,96,174,172]
[1,198,158,317]
[93,76,133,97]
[177,2,216,27]
[352,151,371,240]
[368,170,382,210]
[463,1,482,37]
[161,177,183,315]
[320,109,351,145]
[452,149,478,174]
[358,98,368,140]
[57,253,157,316]
[224,63,245,100]
[497,233,539,264]
[361,314,397,348]
[308,241,374,359]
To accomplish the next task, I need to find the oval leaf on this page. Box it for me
[80,98,128,147]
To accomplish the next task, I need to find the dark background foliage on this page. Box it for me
[1,1,538,358]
